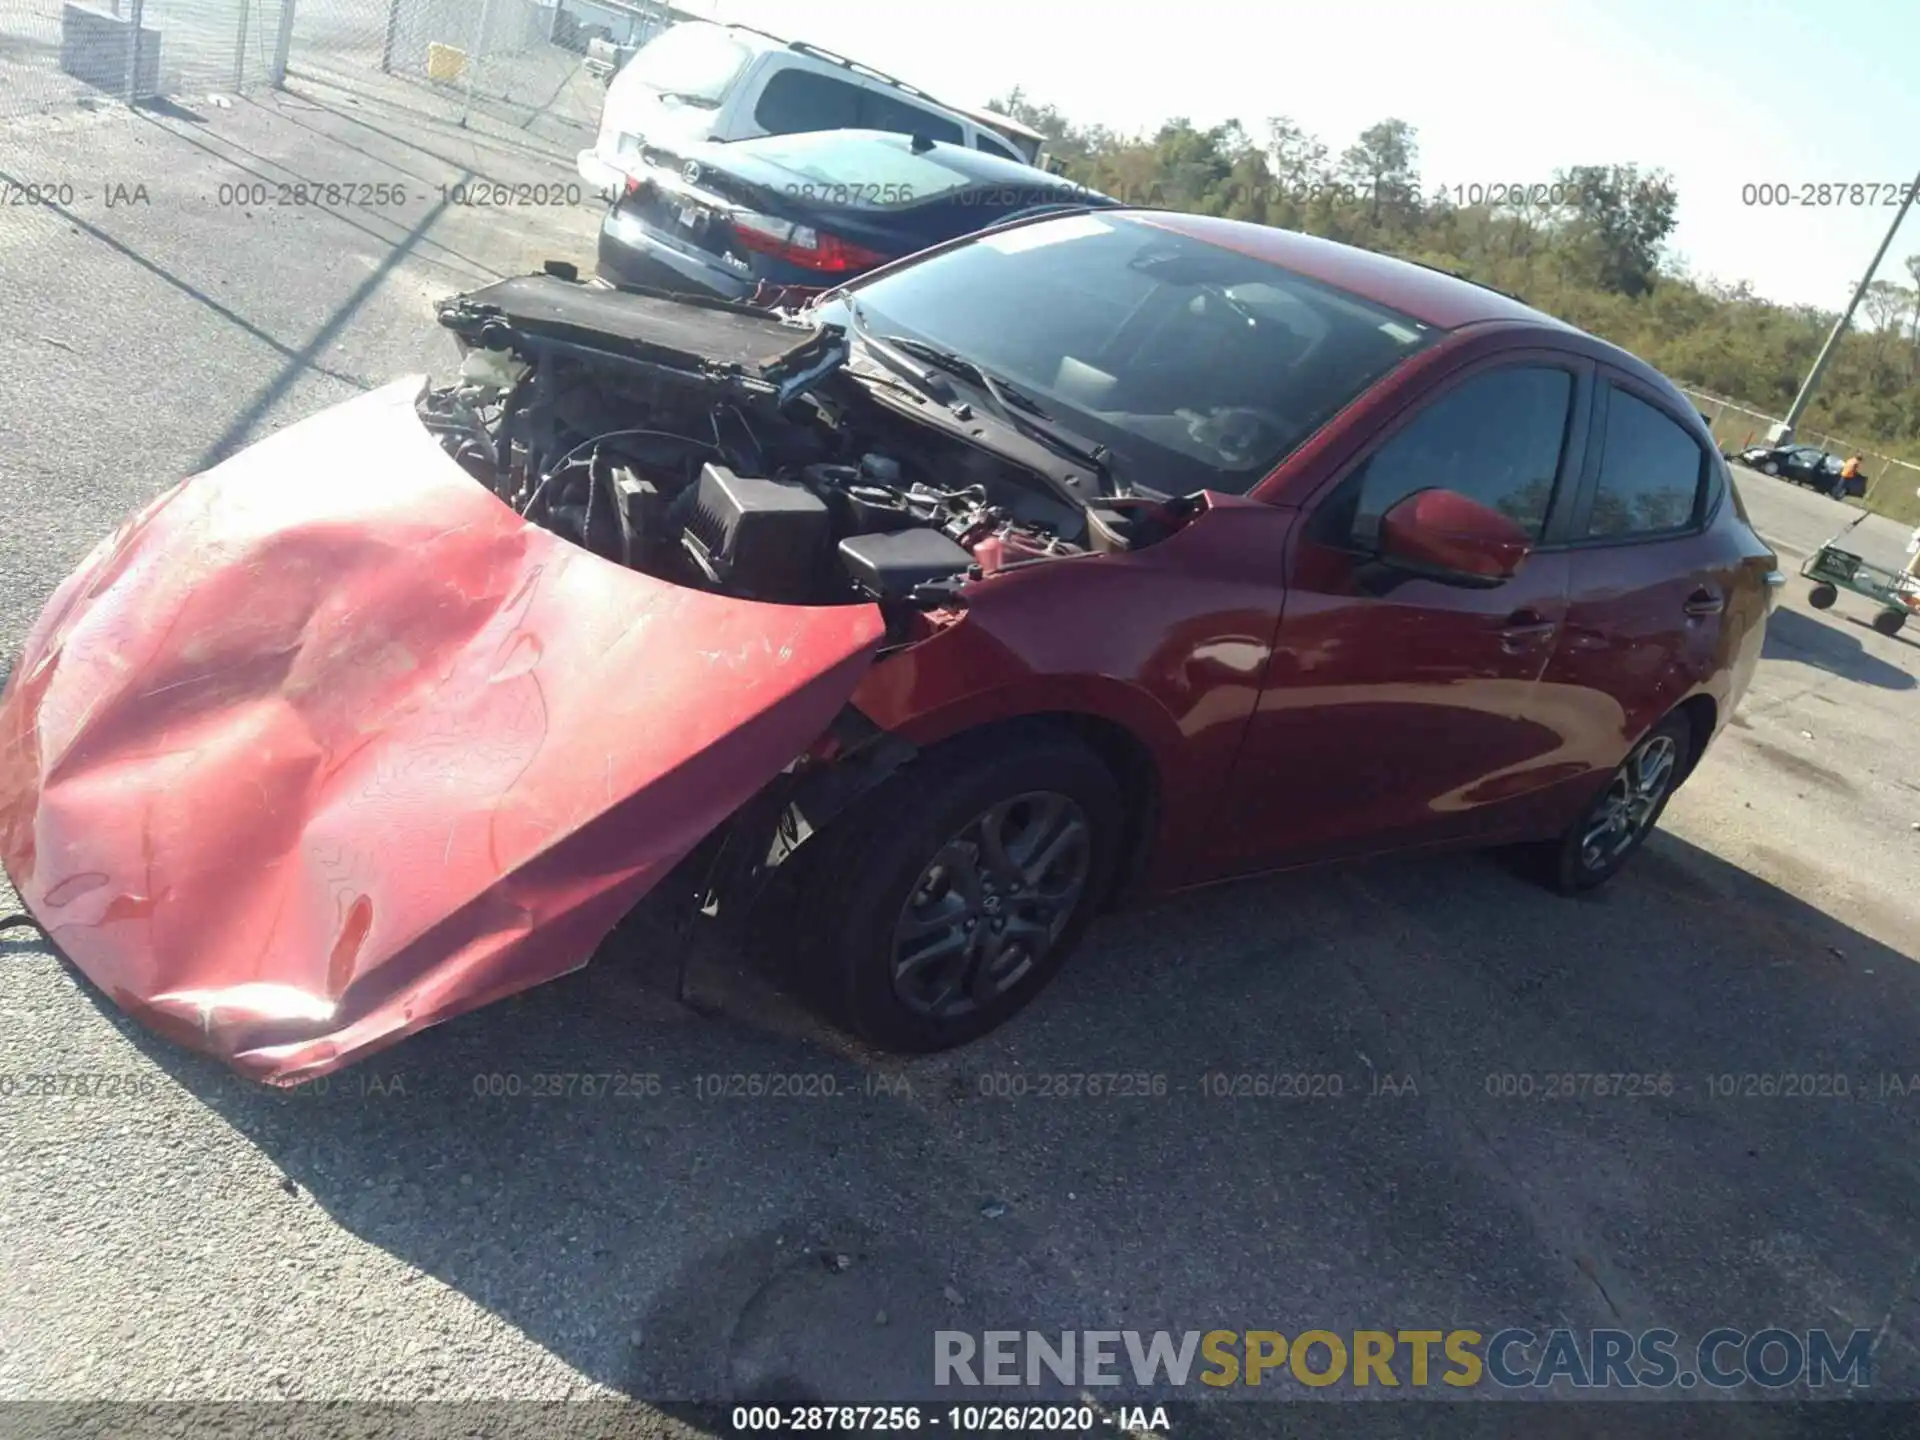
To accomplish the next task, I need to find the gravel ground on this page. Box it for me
[1,79,1919,1434]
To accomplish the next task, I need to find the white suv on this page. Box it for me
[577,21,1043,196]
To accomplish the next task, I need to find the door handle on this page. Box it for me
[1498,607,1558,649]
[1684,587,1725,617]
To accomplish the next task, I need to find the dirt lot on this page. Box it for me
[1,76,1919,1433]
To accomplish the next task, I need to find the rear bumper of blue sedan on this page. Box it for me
[596,209,756,303]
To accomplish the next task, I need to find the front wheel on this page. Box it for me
[793,731,1123,1051]
[1761,461,1780,476]
[1532,715,1691,895]
[1809,582,1839,609]
[1873,609,1907,637]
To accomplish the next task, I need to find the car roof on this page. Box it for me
[1127,211,1574,333]
[698,129,1095,189]
[712,22,978,121]
[1121,211,1713,405]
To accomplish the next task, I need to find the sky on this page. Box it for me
[697,0,1920,313]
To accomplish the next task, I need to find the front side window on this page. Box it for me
[753,69,862,133]
[837,213,1436,495]
[1586,388,1705,538]
[1333,367,1574,548]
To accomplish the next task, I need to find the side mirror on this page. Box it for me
[1376,487,1531,588]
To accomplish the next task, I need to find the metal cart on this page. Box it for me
[1801,510,1920,636]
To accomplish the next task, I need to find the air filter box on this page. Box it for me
[681,464,829,603]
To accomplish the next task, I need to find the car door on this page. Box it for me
[1215,354,1593,873]
[1533,371,1730,820]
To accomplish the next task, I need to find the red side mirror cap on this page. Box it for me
[1377,488,1532,587]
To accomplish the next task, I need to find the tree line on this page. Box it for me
[992,91,1920,518]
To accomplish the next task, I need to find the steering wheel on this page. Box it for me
[1175,406,1294,467]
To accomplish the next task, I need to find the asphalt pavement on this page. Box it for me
[1,76,1919,1433]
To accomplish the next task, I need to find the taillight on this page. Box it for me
[729,210,888,272]
[622,172,652,200]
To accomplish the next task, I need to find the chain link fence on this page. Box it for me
[291,0,576,130]
[286,0,685,137]
[1682,386,1920,526]
[0,0,678,136]
[0,0,292,117]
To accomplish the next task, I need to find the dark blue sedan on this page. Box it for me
[596,128,1114,303]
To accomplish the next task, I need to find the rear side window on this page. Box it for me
[753,69,862,133]
[975,131,1022,162]
[860,90,965,144]
[1586,388,1706,538]
[1338,366,1575,547]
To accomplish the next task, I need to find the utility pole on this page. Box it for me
[125,0,144,102]
[271,0,296,86]
[1775,165,1920,443]
[461,0,497,128]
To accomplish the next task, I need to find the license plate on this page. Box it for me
[677,204,703,230]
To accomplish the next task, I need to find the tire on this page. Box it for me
[1872,609,1907,637]
[1531,714,1692,895]
[1809,582,1839,609]
[1761,461,1779,476]
[793,729,1124,1052]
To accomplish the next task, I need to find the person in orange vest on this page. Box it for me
[1837,455,1864,497]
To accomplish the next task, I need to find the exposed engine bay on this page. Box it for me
[421,273,1180,611]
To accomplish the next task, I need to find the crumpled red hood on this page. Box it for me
[0,379,884,1084]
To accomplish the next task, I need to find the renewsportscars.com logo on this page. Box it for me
[934,1328,1874,1391]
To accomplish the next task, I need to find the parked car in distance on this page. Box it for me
[0,210,1782,1083]
[1734,441,1866,497]
[598,128,1114,302]
[577,20,1035,198]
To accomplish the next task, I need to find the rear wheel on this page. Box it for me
[1873,609,1907,637]
[794,731,1123,1052]
[1532,714,1691,895]
[1809,582,1839,609]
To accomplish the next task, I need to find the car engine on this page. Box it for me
[418,272,1161,611]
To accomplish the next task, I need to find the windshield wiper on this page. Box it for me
[872,332,1118,487]
[875,336,1049,415]
[843,301,959,406]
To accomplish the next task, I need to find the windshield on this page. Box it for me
[734,133,1034,209]
[622,23,752,103]
[833,213,1436,494]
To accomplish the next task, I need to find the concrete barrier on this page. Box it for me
[59,3,162,98]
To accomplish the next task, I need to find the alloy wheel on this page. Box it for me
[890,791,1092,1018]
[1578,733,1678,874]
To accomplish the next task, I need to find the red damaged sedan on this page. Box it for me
[0,209,1779,1083]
